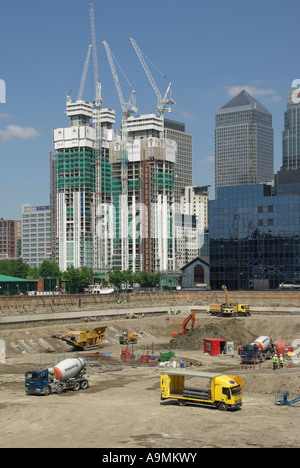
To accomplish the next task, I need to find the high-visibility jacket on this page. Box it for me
[273,355,278,363]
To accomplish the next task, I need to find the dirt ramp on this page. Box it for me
[170,319,257,350]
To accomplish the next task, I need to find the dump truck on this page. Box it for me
[119,330,138,345]
[209,285,251,317]
[52,327,107,351]
[25,358,88,396]
[160,369,242,411]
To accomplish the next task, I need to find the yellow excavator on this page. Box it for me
[119,330,138,345]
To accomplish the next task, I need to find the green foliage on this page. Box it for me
[0,258,30,279]
[62,266,94,293]
[38,260,61,278]
[108,268,124,292]
[109,268,161,291]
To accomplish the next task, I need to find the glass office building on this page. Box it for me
[209,184,300,290]
[282,88,300,171]
[215,90,274,197]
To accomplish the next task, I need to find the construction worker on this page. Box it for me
[279,354,284,369]
[273,354,279,370]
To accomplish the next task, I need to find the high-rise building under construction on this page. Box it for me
[52,103,177,274]
[110,113,177,274]
[52,99,115,272]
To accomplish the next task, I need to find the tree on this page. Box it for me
[0,258,30,279]
[62,266,94,293]
[39,260,61,278]
[108,268,123,292]
[134,270,161,288]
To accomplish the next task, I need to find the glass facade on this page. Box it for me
[282,88,300,170]
[215,90,274,197]
[209,184,300,290]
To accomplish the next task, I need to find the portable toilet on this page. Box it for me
[225,341,234,356]
[203,338,226,356]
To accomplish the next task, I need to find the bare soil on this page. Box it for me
[1,312,300,448]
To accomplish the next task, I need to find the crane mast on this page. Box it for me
[89,3,104,273]
[77,45,92,101]
[103,40,137,271]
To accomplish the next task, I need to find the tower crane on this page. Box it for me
[89,3,104,272]
[103,40,137,271]
[77,44,92,101]
[129,37,175,122]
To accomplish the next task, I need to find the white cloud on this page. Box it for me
[226,85,278,98]
[198,156,214,164]
[0,187,21,193]
[0,125,39,142]
[0,112,12,120]
[181,110,196,120]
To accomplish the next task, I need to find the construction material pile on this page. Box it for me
[170,319,257,351]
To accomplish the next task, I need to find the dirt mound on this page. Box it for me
[170,319,257,350]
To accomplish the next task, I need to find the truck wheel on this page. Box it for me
[218,402,228,411]
[44,386,51,396]
[178,400,186,406]
[74,381,81,391]
[56,384,64,394]
[81,380,89,390]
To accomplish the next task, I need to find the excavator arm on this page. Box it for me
[172,311,196,339]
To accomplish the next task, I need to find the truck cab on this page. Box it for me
[238,344,260,364]
[236,304,251,316]
[25,369,52,395]
[160,369,242,411]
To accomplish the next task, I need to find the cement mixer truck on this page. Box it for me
[25,358,88,396]
[238,336,276,364]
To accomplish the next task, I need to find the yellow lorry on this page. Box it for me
[160,369,242,411]
[209,285,251,317]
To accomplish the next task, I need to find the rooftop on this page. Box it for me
[221,90,269,113]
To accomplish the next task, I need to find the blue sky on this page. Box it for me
[0,0,299,219]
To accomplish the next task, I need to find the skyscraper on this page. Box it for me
[209,86,300,290]
[215,90,274,197]
[164,119,192,203]
[282,87,300,171]
[53,105,178,274]
[110,113,177,273]
[53,99,115,272]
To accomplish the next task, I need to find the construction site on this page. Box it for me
[0,288,300,448]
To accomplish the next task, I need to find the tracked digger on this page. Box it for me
[171,310,196,342]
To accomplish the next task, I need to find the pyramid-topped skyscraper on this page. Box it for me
[214,89,274,197]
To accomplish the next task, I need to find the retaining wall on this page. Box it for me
[0,289,300,320]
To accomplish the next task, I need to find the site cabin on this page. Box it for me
[203,338,234,356]
[160,369,242,411]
